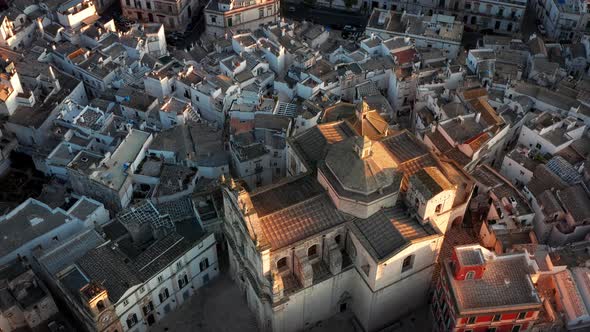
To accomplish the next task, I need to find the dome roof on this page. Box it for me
[324,136,402,196]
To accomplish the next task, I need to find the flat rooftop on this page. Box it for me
[89,129,151,190]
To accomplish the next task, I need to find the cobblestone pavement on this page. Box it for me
[150,274,259,332]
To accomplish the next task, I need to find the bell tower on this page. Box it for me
[80,282,122,332]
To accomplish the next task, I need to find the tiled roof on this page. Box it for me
[526,165,568,197]
[351,205,438,261]
[258,194,345,250]
[131,233,188,280]
[250,175,325,218]
[289,121,354,169]
[381,130,429,164]
[557,184,590,223]
[445,250,541,314]
[77,245,140,302]
[37,229,105,275]
[409,167,454,200]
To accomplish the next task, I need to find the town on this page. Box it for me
[0,0,588,331]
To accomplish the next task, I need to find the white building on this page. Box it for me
[0,196,109,266]
[534,0,590,41]
[121,0,198,31]
[0,8,37,51]
[67,129,153,212]
[517,112,586,156]
[366,10,464,59]
[500,145,542,186]
[223,124,474,331]
[204,0,280,37]
[56,0,98,29]
[34,199,219,332]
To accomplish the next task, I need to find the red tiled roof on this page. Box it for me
[393,48,417,65]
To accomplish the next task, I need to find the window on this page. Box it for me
[512,326,521,332]
[142,301,154,315]
[139,286,145,293]
[96,300,105,312]
[361,264,370,276]
[466,271,475,280]
[493,314,501,321]
[157,275,164,283]
[335,235,341,244]
[535,143,542,149]
[402,255,414,273]
[146,1,151,9]
[467,316,476,324]
[199,258,210,272]
[176,261,183,269]
[211,15,216,23]
[259,8,264,18]
[308,244,318,257]
[126,313,138,328]
[277,257,287,270]
[435,204,442,213]
[227,17,232,27]
[178,274,189,288]
[123,299,129,306]
[517,312,526,320]
[125,0,130,5]
[158,288,170,303]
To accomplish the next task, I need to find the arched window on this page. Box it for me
[308,244,318,258]
[335,235,341,244]
[96,300,105,312]
[277,257,287,270]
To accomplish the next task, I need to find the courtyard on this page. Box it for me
[150,274,259,332]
